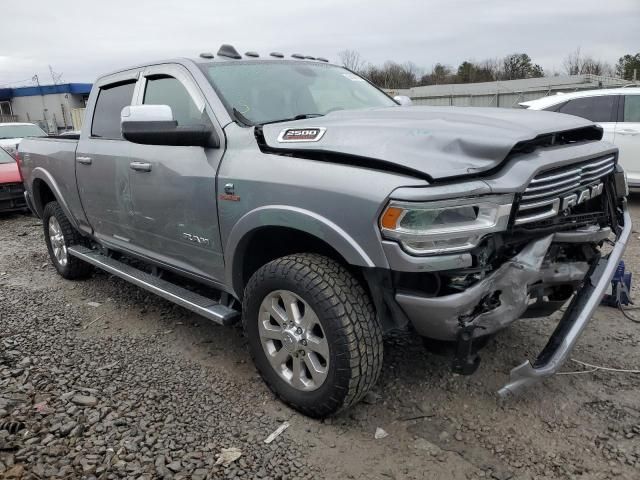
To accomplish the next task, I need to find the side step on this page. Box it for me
[68,245,239,325]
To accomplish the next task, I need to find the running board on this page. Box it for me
[67,245,239,325]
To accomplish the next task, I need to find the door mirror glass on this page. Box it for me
[394,95,413,106]
[120,105,219,148]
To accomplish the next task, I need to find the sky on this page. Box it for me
[1,0,638,87]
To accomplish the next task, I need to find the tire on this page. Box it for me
[43,201,93,280]
[242,253,383,418]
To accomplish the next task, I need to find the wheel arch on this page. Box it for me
[225,206,376,299]
[30,168,81,231]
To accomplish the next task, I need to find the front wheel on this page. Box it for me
[243,254,383,418]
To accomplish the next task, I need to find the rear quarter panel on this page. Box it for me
[19,138,88,228]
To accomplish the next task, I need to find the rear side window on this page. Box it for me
[557,95,617,123]
[143,76,205,127]
[623,95,640,122]
[91,81,136,139]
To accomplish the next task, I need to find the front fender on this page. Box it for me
[225,205,376,297]
[30,167,81,231]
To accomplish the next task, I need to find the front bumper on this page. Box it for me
[394,203,631,395]
[498,205,631,396]
[0,183,27,212]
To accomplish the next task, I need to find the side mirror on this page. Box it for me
[120,105,219,148]
[394,95,413,107]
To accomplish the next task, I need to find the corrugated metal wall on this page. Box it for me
[409,91,556,108]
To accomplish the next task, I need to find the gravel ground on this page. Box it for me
[1,200,640,480]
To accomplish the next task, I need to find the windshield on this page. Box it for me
[0,124,47,139]
[201,61,396,125]
[0,148,15,164]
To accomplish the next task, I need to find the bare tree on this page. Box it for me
[563,48,583,75]
[563,48,612,76]
[338,49,366,73]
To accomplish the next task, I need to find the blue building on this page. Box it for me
[0,83,92,133]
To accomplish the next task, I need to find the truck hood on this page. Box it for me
[259,106,600,180]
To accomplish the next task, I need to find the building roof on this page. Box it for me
[394,74,634,99]
[0,83,92,100]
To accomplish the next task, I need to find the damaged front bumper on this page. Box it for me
[498,205,631,396]
[395,204,631,396]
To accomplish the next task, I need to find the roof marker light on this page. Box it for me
[245,51,260,58]
[199,52,214,59]
[291,54,305,59]
[270,52,284,58]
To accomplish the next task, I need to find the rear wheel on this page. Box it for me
[243,253,383,418]
[43,201,93,280]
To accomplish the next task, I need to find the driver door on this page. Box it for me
[126,64,226,282]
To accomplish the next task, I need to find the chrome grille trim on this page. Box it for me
[515,155,615,225]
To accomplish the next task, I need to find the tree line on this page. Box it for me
[338,48,640,89]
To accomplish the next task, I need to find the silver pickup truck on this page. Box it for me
[18,44,631,417]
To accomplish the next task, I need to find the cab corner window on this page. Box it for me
[623,95,640,123]
[91,81,136,139]
[557,95,617,123]
[143,76,207,127]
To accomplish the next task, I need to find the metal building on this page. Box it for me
[389,74,635,108]
[0,83,92,133]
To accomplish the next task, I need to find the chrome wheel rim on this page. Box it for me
[48,216,68,267]
[258,290,330,391]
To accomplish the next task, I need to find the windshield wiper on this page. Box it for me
[259,113,324,126]
[232,108,254,127]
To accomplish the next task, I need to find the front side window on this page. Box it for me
[143,76,206,126]
[557,95,617,123]
[91,81,136,139]
[201,61,396,125]
[0,123,47,139]
[623,95,640,123]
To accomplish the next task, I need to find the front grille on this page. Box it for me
[515,155,615,225]
[0,183,25,211]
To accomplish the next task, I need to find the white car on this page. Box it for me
[0,122,48,158]
[521,88,640,188]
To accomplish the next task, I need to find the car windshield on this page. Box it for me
[0,148,15,164]
[0,124,47,139]
[201,61,396,125]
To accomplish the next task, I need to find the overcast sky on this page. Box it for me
[1,0,638,87]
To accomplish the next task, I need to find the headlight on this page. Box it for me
[380,195,513,255]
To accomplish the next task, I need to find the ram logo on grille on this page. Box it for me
[515,155,614,225]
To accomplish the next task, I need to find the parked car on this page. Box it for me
[0,122,48,159]
[19,45,630,417]
[521,88,640,188]
[0,147,27,213]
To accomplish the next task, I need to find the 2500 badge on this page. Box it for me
[277,127,326,143]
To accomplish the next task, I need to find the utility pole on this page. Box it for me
[33,74,51,133]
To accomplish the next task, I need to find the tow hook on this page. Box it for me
[452,325,485,375]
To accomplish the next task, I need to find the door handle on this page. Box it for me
[618,129,639,136]
[130,162,152,172]
[77,156,92,165]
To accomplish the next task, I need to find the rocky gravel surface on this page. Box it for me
[2,200,640,479]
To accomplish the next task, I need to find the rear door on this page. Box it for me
[126,64,226,282]
[76,71,140,246]
[614,94,640,185]
[556,94,619,144]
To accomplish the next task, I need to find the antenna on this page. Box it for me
[217,44,242,59]
[48,65,63,85]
